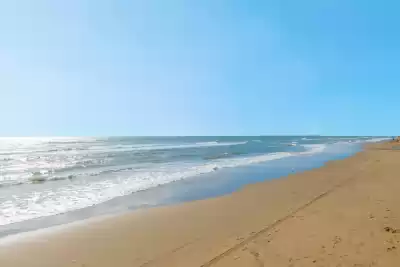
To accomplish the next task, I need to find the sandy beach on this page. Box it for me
[1,141,399,266]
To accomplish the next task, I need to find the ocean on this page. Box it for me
[0,136,389,227]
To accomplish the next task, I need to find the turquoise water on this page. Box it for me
[0,136,388,226]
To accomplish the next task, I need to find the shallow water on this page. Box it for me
[0,136,388,227]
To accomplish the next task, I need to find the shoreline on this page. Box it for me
[0,142,361,239]
[1,141,397,266]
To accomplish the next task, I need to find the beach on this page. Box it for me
[2,0,398,265]
[0,141,398,266]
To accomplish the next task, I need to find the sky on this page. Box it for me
[0,0,399,136]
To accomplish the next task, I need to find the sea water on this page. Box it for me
[0,136,388,226]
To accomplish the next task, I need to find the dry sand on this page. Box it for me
[1,142,400,266]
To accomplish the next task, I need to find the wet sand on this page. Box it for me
[1,141,399,266]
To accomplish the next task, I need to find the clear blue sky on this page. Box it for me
[1,1,398,136]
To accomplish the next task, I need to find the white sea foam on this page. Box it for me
[0,153,287,225]
[0,142,331,226]
[47,141,247,155]
[0,142,246,157]
[77,141,248,155]
[0,137,371,227]
[300,144,328,154]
